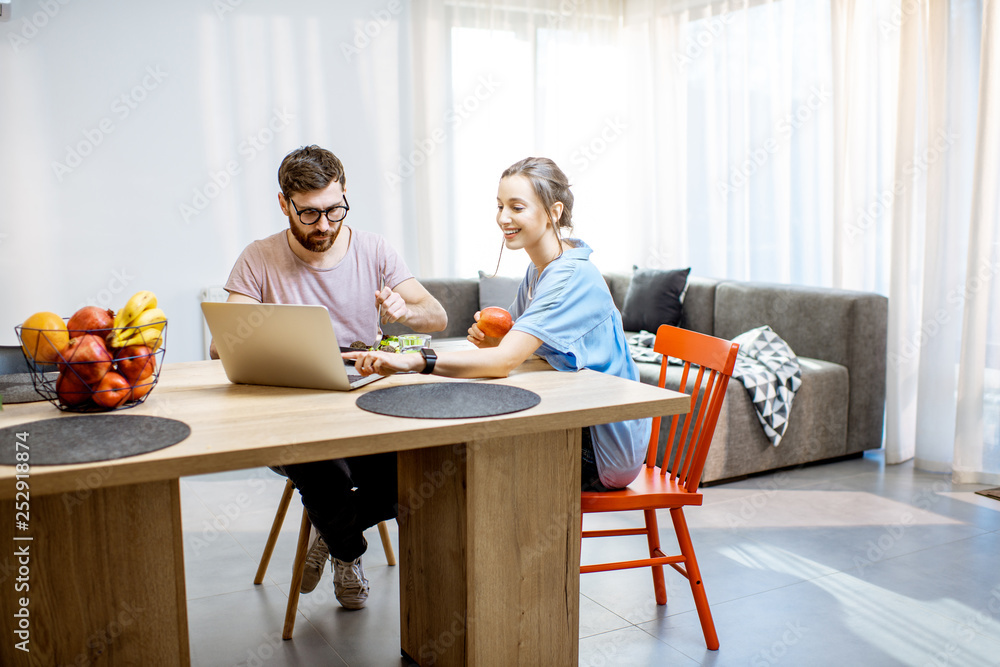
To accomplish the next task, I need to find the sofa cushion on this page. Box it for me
[603,272,632,314]
[621,267,691,333]
[477,271,521,311]
[678,276,719,335]
[637,356,849,483]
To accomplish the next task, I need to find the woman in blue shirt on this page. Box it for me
[348,157,651,490]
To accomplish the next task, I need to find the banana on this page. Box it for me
[118,326,163,351]
[131,306,166,328]
[113,291,157,329]
[110,307,166,348]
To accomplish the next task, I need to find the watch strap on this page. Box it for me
[419,348,437,374]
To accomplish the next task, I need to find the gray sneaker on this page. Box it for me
[332,556,369,610]
[300,531,330,594]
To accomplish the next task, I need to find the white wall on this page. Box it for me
[0,0,418,362]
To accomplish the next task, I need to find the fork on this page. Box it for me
[375,263,385,345]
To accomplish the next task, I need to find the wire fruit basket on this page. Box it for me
[14,321,167,413]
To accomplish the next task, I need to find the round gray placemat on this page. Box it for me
[356,382,540,419]
[0,372,55,404]
[0,414,191,465]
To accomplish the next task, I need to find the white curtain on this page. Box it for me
[884,0,1000,484]
[407,0,1000,481]
[953,0,1000,482]
[940,0,998,483]
[407,0,627,279]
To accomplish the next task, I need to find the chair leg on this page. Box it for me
[643,509,667,605]
[283,507,312,640]
[254,479,295,585]
[377,520,396,566]
[670,508,719,650]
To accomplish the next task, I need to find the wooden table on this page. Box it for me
[0,357,689,666]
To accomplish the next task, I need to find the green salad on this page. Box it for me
[375,336,401,353]
[372,334,429,353]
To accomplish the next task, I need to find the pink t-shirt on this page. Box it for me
[224,228,413,347]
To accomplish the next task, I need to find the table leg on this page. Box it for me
[0,478,189,666]
[398,428,581,667]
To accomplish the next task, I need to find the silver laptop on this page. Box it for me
[201,302,384,391]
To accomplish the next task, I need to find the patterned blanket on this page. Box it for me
[628,325,802,446]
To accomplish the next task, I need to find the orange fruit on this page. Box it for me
[21,312,69,364]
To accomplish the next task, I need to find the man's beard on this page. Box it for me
[290,221,341,253]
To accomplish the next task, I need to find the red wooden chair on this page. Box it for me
[581,324,739,651]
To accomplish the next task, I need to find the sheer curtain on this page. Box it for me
[886,0,999,483]
[407,0,627,279]
[407,0,1000,481]
[953,0,1000,483]
[882,0,999,483]
[952,0,1000,484]
[622,0,838,283]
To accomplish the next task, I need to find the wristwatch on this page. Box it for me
[419,348,437,374]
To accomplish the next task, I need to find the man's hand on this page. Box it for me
[387,278,447,332]
[467,310,502,348]
[376,286,409,324]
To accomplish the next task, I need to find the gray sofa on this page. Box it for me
[385,274,888,484]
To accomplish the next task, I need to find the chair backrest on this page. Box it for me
[647,325,739,494]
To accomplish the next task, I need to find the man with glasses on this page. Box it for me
[212,145,447,610]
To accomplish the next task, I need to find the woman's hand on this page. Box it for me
[343,350,425,376]
[467,311,503,348]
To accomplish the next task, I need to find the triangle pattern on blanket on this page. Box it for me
[626,326,802,447]
[731,325,802,447]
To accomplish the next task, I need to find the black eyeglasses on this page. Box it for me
[287,195,350,225]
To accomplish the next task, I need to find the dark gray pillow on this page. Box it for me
[621,267,691,332]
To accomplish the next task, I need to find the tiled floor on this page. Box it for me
[182,451,1000,666]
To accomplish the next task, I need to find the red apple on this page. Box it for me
[66,306,115,338]
[58,334,113,384]
[477,307,513,338]
[93,372,131,409]
[56,369,93,407]
[115,345,155,383]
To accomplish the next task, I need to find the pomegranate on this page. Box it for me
[58,334,113,384]
[67,306,115,338]
[56,370,92,407]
